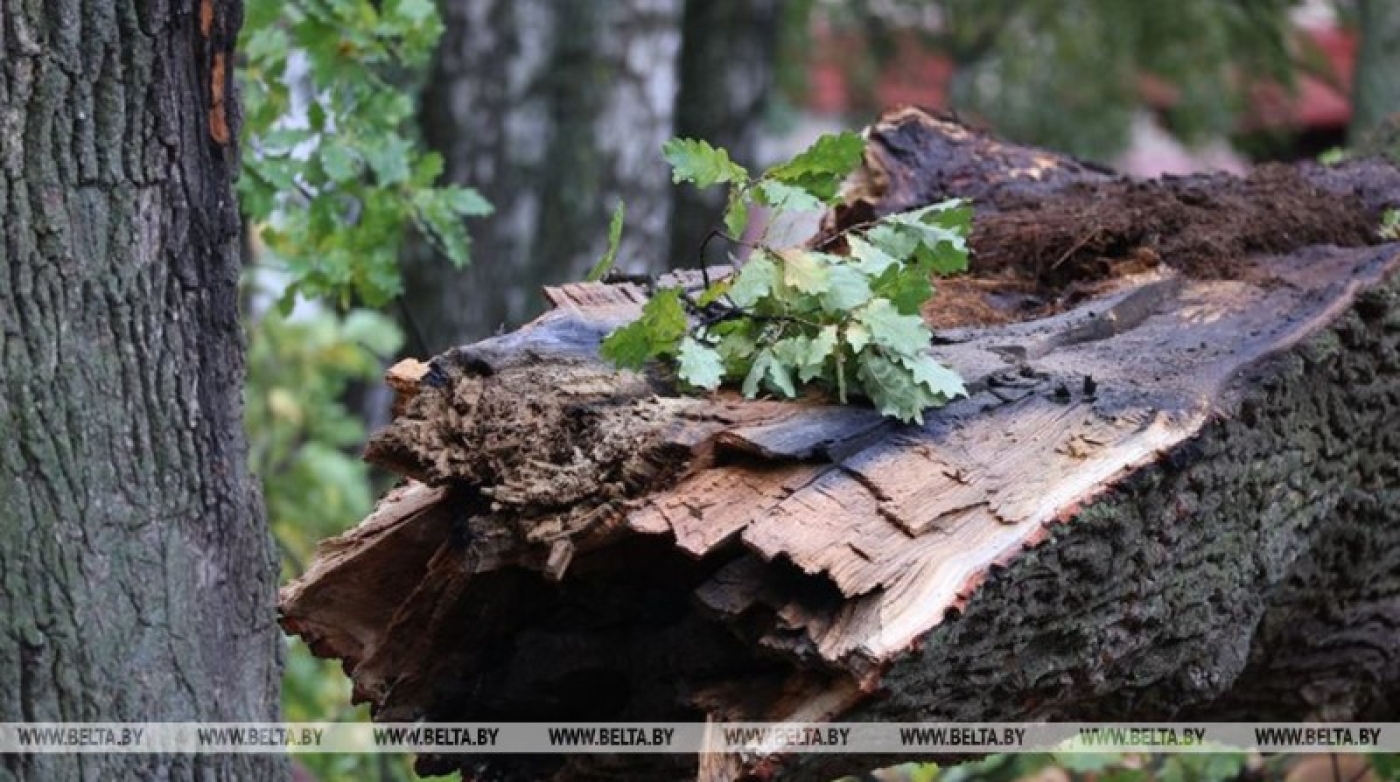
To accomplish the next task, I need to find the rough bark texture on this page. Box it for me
[402,0,682,352]
[670,0,783,267]
[0,1,283,779]
[1351,0,1400,139]
[282,110,1400,781]
[782,256,1400,780]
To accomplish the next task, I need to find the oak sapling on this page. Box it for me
[598,131,971,424]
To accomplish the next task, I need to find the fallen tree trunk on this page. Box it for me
[280,109,1400,781]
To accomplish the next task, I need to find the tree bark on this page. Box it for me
[402,0,683,352]
[282,111,1400,781]
[1351,0,1400,139]
[670,0,783,267]
[0,1,283,779]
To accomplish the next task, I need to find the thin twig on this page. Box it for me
[696,228,725,289]
[1049,228,1100,271]
[813,217,881,252]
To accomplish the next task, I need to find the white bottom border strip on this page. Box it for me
[0,723,1394,754]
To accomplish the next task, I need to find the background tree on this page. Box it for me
[1350,0,1400,142]
[670,0,785,266]
[401,0,686,350]
[0,1,284,778]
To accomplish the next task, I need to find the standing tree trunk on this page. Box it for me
[670,0,784,266]
[402,0,683,351]
[0,1,283,779]
[1351,0,1400,139]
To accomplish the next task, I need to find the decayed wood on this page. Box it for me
[280,109,1400,781]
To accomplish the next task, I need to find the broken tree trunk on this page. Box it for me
[281,108,1400,782]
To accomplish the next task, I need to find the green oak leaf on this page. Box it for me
[800,325,839,382]
[822,262,872,311]
[863,222,922,260]
[924,199,973,236]
[765,131,865,202]
[871,259,933,316]
[600,287,687,369]
[881,201,972,274]
[412,189,475,266]
[899,353,965,400]
[663,137,748,188]
[779,249,831,295]
[741,348,797,398]
[844,322,872,352]
[728,252,779,308]
[765,353,797,397]
[677,336,724,390]
[857,298,932,355]
[361,134,414,185]
[742,349,773,397]
[724,193,750,238]
[849,235,899,276]
[601,321,662,370]
[756,180,824,212]
[386,0,435,24]
[856,352,945,424]
[716,328,758,366]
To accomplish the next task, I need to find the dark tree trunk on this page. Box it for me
[402,0,682,352]
[1351,0,1400,139]
[670,0,783,266]
[0,1,283,779]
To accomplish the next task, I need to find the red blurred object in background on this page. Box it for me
[803,20,1357,138]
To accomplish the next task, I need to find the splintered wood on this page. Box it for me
[279,108,1400,781]
[620,247,1400,675]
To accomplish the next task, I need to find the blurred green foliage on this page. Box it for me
[239,0,491,311]
[237,0,488,779]
[245,300,415,782]
[245,306,401,581]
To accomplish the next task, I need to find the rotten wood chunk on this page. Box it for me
[280,108,1400,782]
[385,358,429,417]
[826,108,1400,329]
